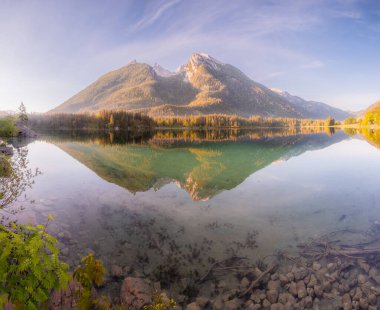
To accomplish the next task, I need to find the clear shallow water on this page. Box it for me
[9,129,380,297]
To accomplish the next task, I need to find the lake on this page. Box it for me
[8,128,380,306]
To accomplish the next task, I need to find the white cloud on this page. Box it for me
[129,0,181,32]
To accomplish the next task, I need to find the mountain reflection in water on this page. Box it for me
[41,128,346,201]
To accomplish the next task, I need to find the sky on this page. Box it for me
[0,0,379,112]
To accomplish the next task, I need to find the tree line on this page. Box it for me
[28,110,336,131]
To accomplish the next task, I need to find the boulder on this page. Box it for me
[120,277,152,308]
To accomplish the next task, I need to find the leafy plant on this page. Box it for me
[73,252,106,309]
[143,291,176,310]
[0,216,70,309]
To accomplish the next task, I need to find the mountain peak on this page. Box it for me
[153,63,175,77]
[188,53,224,70]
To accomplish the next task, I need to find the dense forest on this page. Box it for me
[28,111,336,131]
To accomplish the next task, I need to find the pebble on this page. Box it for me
[288,282,297,296]
[270,303,284,310]
[342,293,352,310]
[267,280,280,291]
[262,299,271,308]
[212,298,223,310]
[359,297,369,309]
[327,263,336,273]
[110,265,123,278]
[296,280,306,298]
[286,272,294,282]
[60,247,69,256]
[240,277,250,289]
[186,302,200,310]
[224,298,240,310]
[195,297,209,308]
[304,295,313,308]
[266,289,279,303]
[312,262,321,271]
[358,274,367,284]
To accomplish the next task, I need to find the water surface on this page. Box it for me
[10,129,380,297]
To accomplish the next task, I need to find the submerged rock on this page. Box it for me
[120,277,152,308]
[186,302,200,310]
[111,265,123,278]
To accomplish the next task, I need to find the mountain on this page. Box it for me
[271,89,352,120]
[51,53,350,119]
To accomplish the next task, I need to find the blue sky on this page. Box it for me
[0,0,379,112]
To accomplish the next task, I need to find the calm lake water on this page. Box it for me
[9,128,380,299]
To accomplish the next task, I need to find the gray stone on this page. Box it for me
[368,293,377,305]
[271,273,279,281]
[342,293,352,310]
[60,247,69,256]
[358,274,367,284]
[224,298,241,310]
[266,289,279,303]
[314,285,323,297]
[270,303,284,310]
[293,266,308,281]
[288,282,297,296]
[240,277,250,289]
[359,298,369,309]
[312,262,321,271]
[369,267,380,284]
[262,299,271,308]
[286,272,294,282]
[357,259,370,273]
[296,280,306,298]
[212,298,224,310]
[111,265,123,278]
[245,300,260,310]
[352,287,363,301]
[326,263,336,273]
[195,297,209,308]
[279,274,289,285]
[186,302,200,310]
[120,277,152,309]
[267,280,280,291]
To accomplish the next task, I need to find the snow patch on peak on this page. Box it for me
[270,88,284,94]
[153,63,175,77]
[188,53,224,70]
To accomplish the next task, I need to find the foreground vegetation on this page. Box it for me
[0,137,177,308]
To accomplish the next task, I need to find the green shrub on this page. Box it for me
[0,117,18,137]
[0,217,70,309]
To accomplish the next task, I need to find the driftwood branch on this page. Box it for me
[239,265,276,298]
[198,256,247,283]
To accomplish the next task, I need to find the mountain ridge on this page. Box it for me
[51,53,351,120]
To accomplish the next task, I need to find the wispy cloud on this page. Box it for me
[130,0,181,32]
